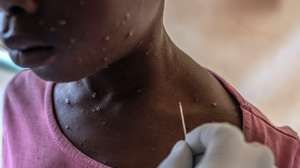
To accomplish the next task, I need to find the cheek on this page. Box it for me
[63,13,140,68]
[36,0,144,81]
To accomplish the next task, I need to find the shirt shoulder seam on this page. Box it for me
[243,105,299,141]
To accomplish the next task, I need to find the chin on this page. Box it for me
[32,64,107,83]
[32,67,81,82]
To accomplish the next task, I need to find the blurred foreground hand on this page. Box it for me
[158,123,277,168]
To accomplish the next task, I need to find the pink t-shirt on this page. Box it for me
[2,70,300,168]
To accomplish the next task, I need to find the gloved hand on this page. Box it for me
[158,123,277,168]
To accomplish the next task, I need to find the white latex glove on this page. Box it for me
[158,123,277,168]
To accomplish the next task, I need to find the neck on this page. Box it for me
[76,24,179,103]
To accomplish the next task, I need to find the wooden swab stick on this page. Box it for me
[179,101,187,140]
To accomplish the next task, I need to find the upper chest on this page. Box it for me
[53,89,241,168]
[52,70,242,167]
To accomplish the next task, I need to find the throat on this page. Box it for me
[69,34,178,106]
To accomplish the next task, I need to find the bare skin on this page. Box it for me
[54,31,241,167]
[0,0,241,167]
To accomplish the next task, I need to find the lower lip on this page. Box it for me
[9,48,55,68]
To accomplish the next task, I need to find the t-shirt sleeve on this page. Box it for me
[2,70,48,168]
[294,141,300,168]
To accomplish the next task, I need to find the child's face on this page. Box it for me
[0,0,162,81]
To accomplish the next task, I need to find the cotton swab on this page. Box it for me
[179,101,187,140]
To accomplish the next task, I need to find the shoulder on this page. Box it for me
[6,69,46,90]
[243,102,300,168]
[3,70,50,111]
[208,69,300,168]
[208,69,299,139]
[5,70,48,94]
